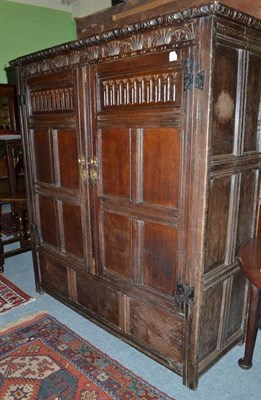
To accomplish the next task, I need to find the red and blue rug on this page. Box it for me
[0,312,175,399]
[0,274,33,313]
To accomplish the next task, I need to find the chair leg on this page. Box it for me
[11,201,26,247]
[0,201,30,268]
[238,284,261,369]
[17,205,28,247]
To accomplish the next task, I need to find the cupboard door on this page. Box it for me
[25,70,93,278]
[88,52,182,307]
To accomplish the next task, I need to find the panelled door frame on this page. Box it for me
[85,50,191,312]
[22,67,93,288]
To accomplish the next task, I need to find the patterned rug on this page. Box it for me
[0,313,175,399]
[0,274,33,313]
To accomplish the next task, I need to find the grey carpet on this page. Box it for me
[1,250,261,400]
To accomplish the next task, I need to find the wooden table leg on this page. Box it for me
[238,284,261,369]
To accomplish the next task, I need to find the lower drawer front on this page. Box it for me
[38,252,184,372]
[129,299,184,365]
[76,271,119,327]
[39,252,69,298]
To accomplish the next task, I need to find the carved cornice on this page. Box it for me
[12,20,194,68]
[214,2,260,28]
[165,2,260,28]
[18,22,195,77]
[11,1,260,71]
[80,23,194,62]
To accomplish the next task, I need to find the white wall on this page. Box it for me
[6,0,72,12]
[6,0,112,17]
[72,0,111,18]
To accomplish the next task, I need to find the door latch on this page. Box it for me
[89,158,98,183]
[78,157,88,181]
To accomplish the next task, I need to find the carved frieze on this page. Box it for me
[101,72,180,108]
[80,23,195,62]
[27,52,81,77]
[22,23,195,77]
[11,2,260,78]
[30,87,74,114]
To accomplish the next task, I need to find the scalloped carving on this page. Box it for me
[81,46,101,62]
[150,26,195,47]
[126,34,147,51]
[23,23,194,76]
[103,40,131,57]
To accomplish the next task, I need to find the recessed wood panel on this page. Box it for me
[143,128,180,208]
[101,128,130,199]
[224,270,246,340]
[142,221,177,296]
[212,45,238,155]
[57,129,79,190]
[38,195,57,247]
[236,170,257,252]
[77,272,119,326]
[97,51,182,111]
[205,176,231,272]
[244,53,261,153]
[62,202,83,258]
[33,128,53,183]
[198,283,223,361]
[39,253,69,297]
[102,212,131,278]
[129,299,183,363]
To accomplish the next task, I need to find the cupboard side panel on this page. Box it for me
[198,283,224,361]
[224,270,246,341]
[211,45,238,156]
[244,53,261,153]
[205,176,231,272]
[236,170,259,253]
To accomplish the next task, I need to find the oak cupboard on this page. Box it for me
[11,0,260,389]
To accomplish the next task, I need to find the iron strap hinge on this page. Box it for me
[184,70,205,91]
[184,58,204,91]
[177,281,194,304]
